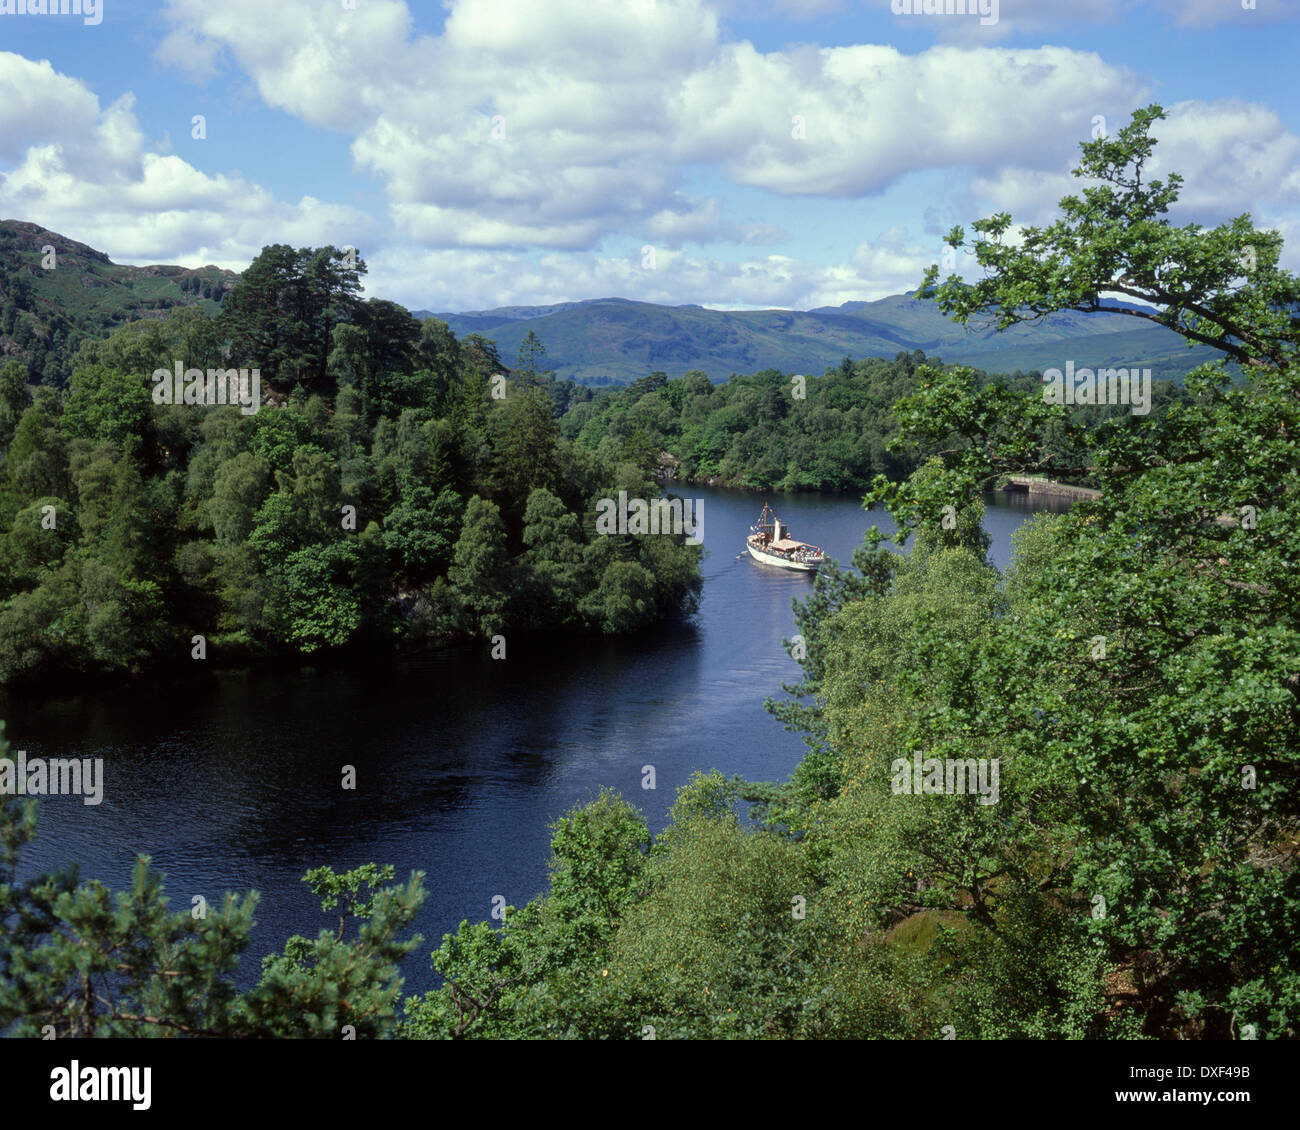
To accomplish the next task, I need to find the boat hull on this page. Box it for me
[746,542,821,572]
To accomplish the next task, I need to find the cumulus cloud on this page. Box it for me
[0,52,373,268]
[1,0,1294,311]
[0,55,141,175]
[970,99,1300,227]
[675,43,1144,196]
[155,0,1152,255]
[886,0,1123,42]
[365,225,936,312]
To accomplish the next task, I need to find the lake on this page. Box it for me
[1,485,1065,994]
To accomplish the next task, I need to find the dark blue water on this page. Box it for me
[1,487,1061,994]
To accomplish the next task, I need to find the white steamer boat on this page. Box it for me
[745,502,826,572]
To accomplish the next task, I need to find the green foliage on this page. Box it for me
[586,558,657,634]
[244,863,425,1038]
[208,451,271,546]
[921,103,1298,374]
[11,108,1292,1043]
[401,789,650,1039]
[61,363,152,458]
[448,495,511,637]
[220,243,364,391]
[0,724,424,1037]
[608,808,825,1039]
[0,251,704,685]
[0,221,228,388]
[271,542,364,653]
[562,354,934,492]
[382,485,461,581]
[838,104,1300,1037]
[395,105,1299,1042]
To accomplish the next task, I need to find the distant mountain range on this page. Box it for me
[419,294,1225,384]
[0,220,1222,388]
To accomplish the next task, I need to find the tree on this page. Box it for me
[219,244,305,384]
[585,559,656,634]
[844,104,1300,1036]
[287,445,342,540]
[166,305,225,374]
[273,541,364,653]
[238,862,425,1038]
[488,388,562,522]
[328,322,371,390]
[0,729,425,1038]
[0,245,703,685]
[221,244,365,391]
[382,485,462,581]
[416,318,462,411]
[607,774,827,1039]
[361,299,421,385]
[0,359,29,457]
[304,247,366,389]
[520,486,586,625]
[1,403,70,521]
[2,496,73,589]
[0,563,78,682]
[516,330,547,387]
[401,789,649,1039]
[922,105,1298,374]
[208,451,271,546]
[71,448,157,575]
[448,495,510,636]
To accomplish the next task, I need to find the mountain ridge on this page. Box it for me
[0,219,234,385]
[417,293,1223,384]
[0,219,1222,388]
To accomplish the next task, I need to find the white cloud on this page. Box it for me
[971,99,1300,227]
[1148,100,1300,218]
[0,52,373,268]
[2,0,1294,313]
[365,226,935,312]
[155,0,1152,253]
[157,0,423,129]
[674,43,1144,196]
[887,0,1123,42]
[0,55,141,175]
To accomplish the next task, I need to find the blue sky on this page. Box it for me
[1,0,1297,311]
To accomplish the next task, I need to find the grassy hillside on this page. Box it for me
[0,219,235,386]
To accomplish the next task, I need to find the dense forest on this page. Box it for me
[0,217,1187,688]
[559,352,1183,492]
[0,246,701,686]
[2,107,1296,1040]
